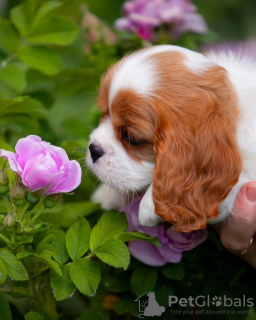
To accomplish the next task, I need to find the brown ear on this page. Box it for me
[152,66,242,232]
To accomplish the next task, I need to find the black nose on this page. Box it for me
[89,143,104,163]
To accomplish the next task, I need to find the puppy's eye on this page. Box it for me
[122,132,142,146]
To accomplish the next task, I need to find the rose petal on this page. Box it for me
[15,137,46,170]
[129,240,167,266]
[22,154,60,191]
[49,160,81,194]
[47,145,70,170]
[26,135,42,142]
[0,149,21,174]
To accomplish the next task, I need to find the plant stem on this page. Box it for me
[17,201,31,221]
[27,198,45,226]
[85,252,95,259]
[0,233,11,244]
[3,196,10,212]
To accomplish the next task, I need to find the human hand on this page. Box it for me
[220,182,256,268]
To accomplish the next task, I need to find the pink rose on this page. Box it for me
[125,197,208,266]
[0,135,82,195]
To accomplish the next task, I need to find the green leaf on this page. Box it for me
[31,1,63,27]
[0,96,46,118]
[95,238,130,269]
[66,218,91,261]
[0,63,26,92]
[29,16,79,45]
[50,265,75,301]
[42,201,100,228]
[45,259,62,276]
[10,0,37,36]
[52,231,69,265]
[117,232,161,247]
[130,265,158,297]
[25,311,53,320]
[0,18,19,53]
[17,251,34,260]
[0,293,12,320]
[0,259,7,285]
[70,258,100,296]
[17,46,62,76]
[0,251,28,281]
[90,211,128,252]
[160,262,185,281]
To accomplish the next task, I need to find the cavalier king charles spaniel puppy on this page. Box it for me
[86,45,256,232]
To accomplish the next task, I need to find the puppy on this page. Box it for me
[86,45,256,232]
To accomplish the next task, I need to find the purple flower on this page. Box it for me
[0,135,82,195]
[124,197,208,266]
[115,0,208,41]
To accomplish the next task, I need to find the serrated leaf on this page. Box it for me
[0,293,12,320]
[95,238,130,269]
[17,46,62,76]
[0,63,26,92]
[90,211,128,252]
[29,16,78,45]
[0,259,7,285]
[50,265,75,301]
[66,218,91,261]
[52,231,69,265]
[160,262,185,280]
[0,18,19,53]
[0,251,28,281]
[117,232,161,247]
[130,265,158,296]
[70,258,100,297]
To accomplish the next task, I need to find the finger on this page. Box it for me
[220,181,256,252]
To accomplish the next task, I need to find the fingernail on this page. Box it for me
[246,186,256,203]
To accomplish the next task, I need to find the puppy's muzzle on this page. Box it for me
[89,143,104,163]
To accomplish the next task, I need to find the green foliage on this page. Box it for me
[130,265,158,296]
[70,258,100,296]
[0,251,28,281]
[0,293,12,320]
[50,265,75,301]
[94,238,130,269]
[90,211,128,252]
[66,218,91,261]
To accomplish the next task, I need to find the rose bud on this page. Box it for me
[0,170,9,195]
[26,191,39,204]
[43,193,62,209]
[11,182,26,206]
[4,211,16,229]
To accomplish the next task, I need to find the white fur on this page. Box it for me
[87,45,256,227]
[86,117,155,193]
[138,183,163,226]
[109,45,214,107]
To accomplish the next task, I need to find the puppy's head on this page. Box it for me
[86,45,242,231]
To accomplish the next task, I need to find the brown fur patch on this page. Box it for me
[97,49,242,231]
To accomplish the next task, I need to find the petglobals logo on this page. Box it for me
[168,295,254,308]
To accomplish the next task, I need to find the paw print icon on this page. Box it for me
[212,296,222,307]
